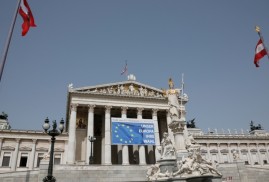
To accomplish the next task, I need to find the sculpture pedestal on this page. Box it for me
[174,131,188,161]
[156,175,222,182]
[158,158,176,174]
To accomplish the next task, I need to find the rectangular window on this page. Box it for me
[222,154,228,163]
[37,153,44,167]
[2,152,11,167]
[245,161,249,165]
[54,154,61,165]
[263,160,268,164]
[19,153,28,167]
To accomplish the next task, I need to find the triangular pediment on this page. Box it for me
[70,80,165,98]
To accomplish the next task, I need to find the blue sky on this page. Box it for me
[0,0,269,133]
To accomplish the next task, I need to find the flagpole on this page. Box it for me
[180,73,184,120]
[255,26,269,60]
[0,0,21,83]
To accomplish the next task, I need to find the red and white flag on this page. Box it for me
[19,0,36,36]
[121,62,128,75]
[254,39,267,67]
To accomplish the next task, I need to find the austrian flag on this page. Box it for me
[254,39,267,67]
[19,0,36,36]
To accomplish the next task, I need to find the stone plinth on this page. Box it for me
[156,175,222,182]
[174,131,188,161]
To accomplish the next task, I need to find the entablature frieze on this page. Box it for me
[72,103,168,113]
[0,133,69,142]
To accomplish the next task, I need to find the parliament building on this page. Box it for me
[0,75,269,181]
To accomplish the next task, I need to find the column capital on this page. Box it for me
[88,105,96,112]
[70,103,79,112]
[152,108,159,116]
[32,139,37,144]
[206,143,210,147]
[121,106,128,115]
[0,137,3,142]
[121,106,128,111]
[105,105,112,112]
[15,138,21,143]
[137,108,144,115]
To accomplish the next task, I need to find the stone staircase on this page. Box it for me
[1,162,269,182]
[0,165,148,182]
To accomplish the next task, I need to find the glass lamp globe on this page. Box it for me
[59,119,65,133]
[42,118,50,131]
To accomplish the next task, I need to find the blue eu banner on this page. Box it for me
[111,119,155,145]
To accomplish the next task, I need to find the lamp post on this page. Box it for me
[42,117,64,182]
[88,136,96,164]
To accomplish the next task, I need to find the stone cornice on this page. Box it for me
[72,80,163,93]
[194,135,269,140]
[0,130,69,141]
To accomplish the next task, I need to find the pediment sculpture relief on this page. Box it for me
[82,83,164,98]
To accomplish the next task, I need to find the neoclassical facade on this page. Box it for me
[0,76,269,173]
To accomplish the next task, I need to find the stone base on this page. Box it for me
[155,175,222,182]
[176,150,189,161]
[158,158,177,174]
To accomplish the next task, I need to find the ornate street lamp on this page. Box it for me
[88,136,96,164]
[42,117,64,182]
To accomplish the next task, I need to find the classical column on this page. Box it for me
[166,110,174,144]
[237,143,242,160]
[104,106,112,165]
[29,139,37,170]
[86,105,95,164]
[206,143,211,160]
[247,143,253,166]
[228,143,232,162]
[266,143,269,163]
[152,109,161,162]
[11,139,20,171]
[67,104,78,164]
[217,143,221,163]
[137,108,146,165]
[0,138,3,154]
[256,143,262,165]
[121,106,129,165]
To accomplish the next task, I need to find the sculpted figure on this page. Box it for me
[167,78,180,121]
[185,133,200,150]
[196,157,222,176]
[166,78,184,132]
[173,154,195,176]
[129,84,134,95]
[146,163,170,181]
[159,132,175,159]
[139,86,144,96]
[232,150,239,160]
